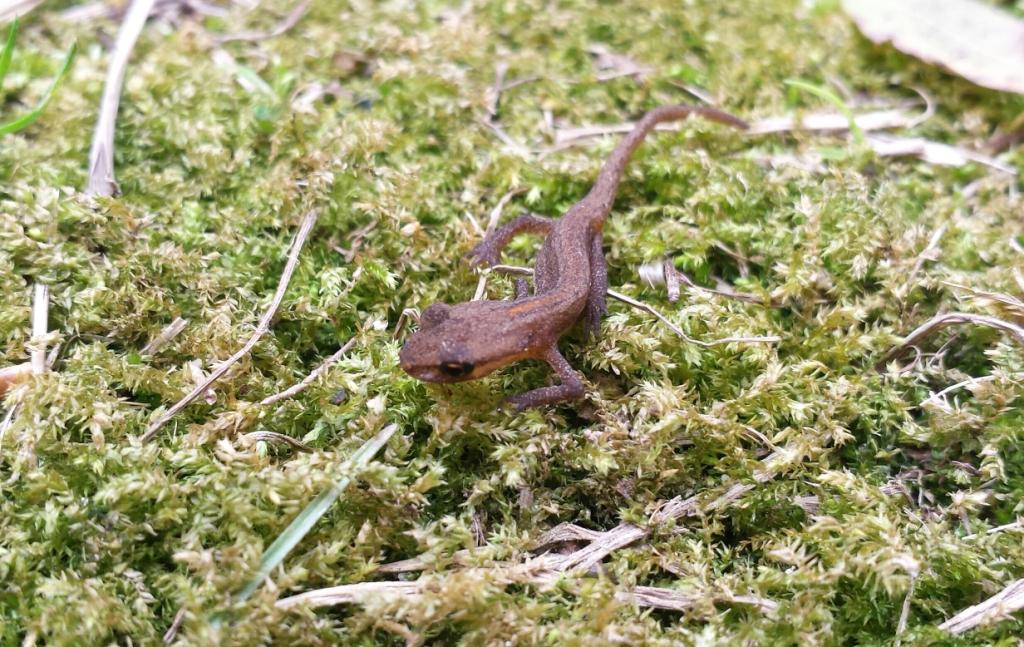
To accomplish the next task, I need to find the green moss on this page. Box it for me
[2,0,1024,644]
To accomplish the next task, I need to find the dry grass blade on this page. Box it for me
[866,134,1016,175]
[748,108,924,135]
[30,283,47,375]
[277,580,423,609]
[894,573,917,647]
[607,289,781,347]
[938,579,1024,634]
[963,519,1024,540]
[86,0,156,196]
[943,282,1024,321]
[0,0,42,24]
[258,337,356,407]
[843,0,1024,95]
[216,0,310,44]
[277,566,779,618]
[878,312,1024,370]
[639,258,773,305]
[484,188,528,235]
[556,452,784,574]
[486,265,779,346]
[239,431,312,452]
[142,317,188,355]
[896,225,946,300]
[141,209,318,442]
[161,607,186,646]
[921,372,1024,409]
[620,586,778,614]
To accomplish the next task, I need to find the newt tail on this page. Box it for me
[400,104,748,410]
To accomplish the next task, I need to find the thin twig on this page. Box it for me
[86,0,156,196]
[216,0,310,44]
[639,259,773,305]
[894,573,917,647]
[487,264,779,346]
[258,338,356,407]
[471,273,488,301]
[480,119,532,158]
[484,187,527,235]
[240,431,312,452]
[276,566,777,618]
[607,289,780,347]
[963,519,1023,540]
[141,209,319,442]
[554,451,785,574]
[485,61,508,121]
[878,312,1024,371]
[938,579,1024,634]
[142,317,188,355]
[30,284,48,375]
[162,607,186,646]
[393,308,418,339]
[896,224,947,300]
[920,372,1024,409]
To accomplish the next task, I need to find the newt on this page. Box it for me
[400,104,748,410]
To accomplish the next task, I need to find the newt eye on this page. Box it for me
[439,361,474,378]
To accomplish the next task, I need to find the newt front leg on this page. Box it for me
[465,213,553,268]
[503,346,585,411]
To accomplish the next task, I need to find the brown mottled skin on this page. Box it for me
[400,105,748,410]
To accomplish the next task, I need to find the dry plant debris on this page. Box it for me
[1,0,1023,644]
[843,0,1024,94]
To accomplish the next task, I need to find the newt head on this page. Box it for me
[399,301,530,383]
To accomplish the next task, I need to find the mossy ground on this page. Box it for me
[2,0,1024,644]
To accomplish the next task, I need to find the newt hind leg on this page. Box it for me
[583,230,608,339]
[465,213,553,268]
[503,346,585,411]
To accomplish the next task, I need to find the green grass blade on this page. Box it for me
[234,423,398,603]
[784,78,864,145]
[0,40,77,136]
[0,18,17,91]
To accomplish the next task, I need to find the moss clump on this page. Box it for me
[2,0,1024,644]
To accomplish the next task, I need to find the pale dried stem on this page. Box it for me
[487,265,779,346]
[896,224,947,300]
[484,187,527,235]
[161,607,186,646]
[607,289,781,347]
[642,259,773,306]
[962,519,1023,540]
[277,567,777,617]
[142,317,188,355]
[30,284,48,375]
[879,312,1024,371]
[939,579,1024,634]
[258,337,356,407]
[86,0,157,196]
[921,372,1024,409]
[240,431,312,451]
[0,0,43,23]
[141,209,319,442]
[555,451,783,574]
[471,273,487,301]
[894,573,917,647]
[216,0,310,44]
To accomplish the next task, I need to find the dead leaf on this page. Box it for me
[843,0,1024,94]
